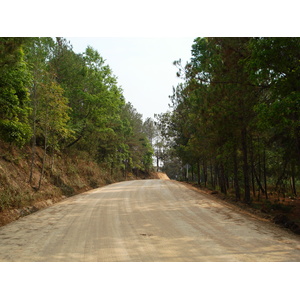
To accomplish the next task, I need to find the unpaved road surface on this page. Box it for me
[1,179,300,261]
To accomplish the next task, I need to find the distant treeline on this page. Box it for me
[156,37,300,203]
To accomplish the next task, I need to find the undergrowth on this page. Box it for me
[0,143,130,212]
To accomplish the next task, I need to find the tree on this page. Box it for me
[0,38,32,146]
[163,37,300,202]
[142,117,156,147]
[248,37,300,197]
[121,103,153,175]
[24,37,57,185]
[164,38,259,202]
[35,81,72,189]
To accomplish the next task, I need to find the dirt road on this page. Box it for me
[0,179,300,261]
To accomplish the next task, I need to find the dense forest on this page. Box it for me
[2,37,300,219]
[156,37,300,207]
[0,37,154,212]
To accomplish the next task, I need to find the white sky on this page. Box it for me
[66,37,195,120]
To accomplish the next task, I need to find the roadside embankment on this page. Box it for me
[0,142,157,227]
[180,181,300,236]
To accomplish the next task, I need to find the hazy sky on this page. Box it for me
[67,37,195,120]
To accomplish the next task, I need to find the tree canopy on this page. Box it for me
[156,37,300,202]
[0,37,154,188]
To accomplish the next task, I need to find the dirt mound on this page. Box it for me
[155,172,170,180]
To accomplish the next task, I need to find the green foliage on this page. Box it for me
[0,38,32,146]
[120,103,153,172]
[37,81,73,149]
[0,37,153,189]
[158,37,300,201]
[0,119,31,145]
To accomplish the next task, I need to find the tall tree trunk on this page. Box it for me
[214,165,218,190]
[250,144,256,198]
[257,143,261,200]
[210,162,214,188]
[241,128,251,203]
[203,160,207,187]
[226,172,229,190]
[275,159,288,191]
[197,160,201,186]
[219,163,227,195]
[233,149,241,201]
[263,148,268,200]
[253,165,265,195]
[186,164,189,182]
[291,163,297,197]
